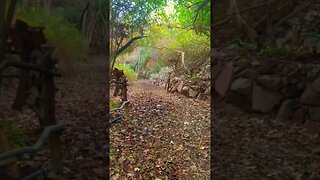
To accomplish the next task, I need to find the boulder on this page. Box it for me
[197,93,204,100]
[281,85,302,98]
[257,75,285,90]
[225,92,250,111]
[309,107,320,122]
[238,68,259,80]
[181,86,189,96]
[190,85,199,90]
[300,84,320,105]
[189,89,199,98]
[177,81,184,92]
[204,86,211,95]
[230,78,252,96]
[275,99,298,121]
[215,62,234,97]
[252,85,283,113]
[291,108,306,124]
[313,76,320,93]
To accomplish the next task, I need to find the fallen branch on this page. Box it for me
[0,123,66,160]
[0,60,60,76]
[110,115,125,124]
[110,100,130,112]
[110,79,129,86]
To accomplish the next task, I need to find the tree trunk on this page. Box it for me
[0,0,7,62]
[43,0,51,15]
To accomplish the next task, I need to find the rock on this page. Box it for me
[204,86,211,95]
[252,85,283,113]
[233,66,243,74]
[257,75,285,90]
[215,62,234,97]
[297,82,305,91]
[300,84,320,105]
[177,81,184,92]
[225,92,250,112]
[307,66,320,80]
[303,120,320,135]
[230,78,252,96]
[281,85,302,98]
[313,76,320,93]
[190,85,198,90]
[291,108,306,124]
[182,86,189,91]
[189,89,199,98]
[257,62,276,74]
[275,99,298,121]
[251,61,261,66]
[172,80,181,92]
[238,68,259,80]
[181,86,189,96]
[309,107,320,122]
[236,58,251,68]
[197,93,204,100]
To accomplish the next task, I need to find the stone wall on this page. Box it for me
[217,58,320,124]
[166,77,211,100]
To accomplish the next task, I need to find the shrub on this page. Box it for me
[110,99,119,109]
[114,63,137,81]
[15,7,88,60]
[0,123,24,152]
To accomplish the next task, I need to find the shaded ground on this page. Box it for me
[110,80,211,179]
[0,55,108,179]
[213,103,320,179]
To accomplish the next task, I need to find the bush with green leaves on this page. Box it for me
[110,99,119,109]
[114,63,137,81]
[0,123,24,153]
[15,7,87,60]
[140,24,210,74]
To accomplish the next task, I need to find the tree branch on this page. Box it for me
[115,36,146,57]
[0,60,60,76]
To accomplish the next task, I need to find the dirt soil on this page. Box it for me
[110,79,211,179]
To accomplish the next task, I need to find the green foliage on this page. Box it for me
[1,123,24,152]
[139,48,152,68]
[114,63,137,81]
[52,6,82,24]
[146,60,165,78]
[226,42,254,56]
[15,7,88,60]
[141,24,210,73]
[110,99,119,109]
[259,43,295,57]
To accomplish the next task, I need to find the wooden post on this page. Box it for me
[121,77,128,102]
[11,20,34,111]
[38,49,63,173]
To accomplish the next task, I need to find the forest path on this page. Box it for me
[110,79,210,179]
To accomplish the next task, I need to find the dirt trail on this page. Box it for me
[110,79,210,179]
[1,55,108,179]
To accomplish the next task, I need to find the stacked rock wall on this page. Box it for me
[166,77,211,100]
[220,58,320,125]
